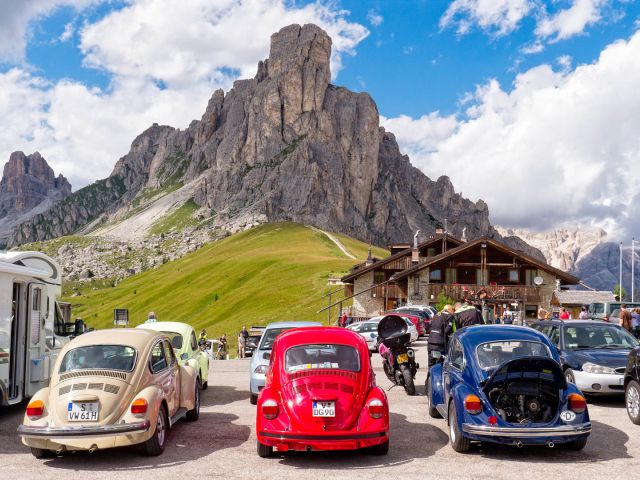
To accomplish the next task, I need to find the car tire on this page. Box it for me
[257,440,273,458]
[565,368,576,384]
[369,440,389,456]
[448,402,470,453]
[626,380,640,425]
[563,437,588,451]
[250,393,258,405]
[401,366,415,396]
[30,447,53,459]
[202,380,208,390]
[426,376,441,418]
[144,406,168,456]
[186,383,200,422]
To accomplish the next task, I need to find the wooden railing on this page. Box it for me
[425,284,541,303]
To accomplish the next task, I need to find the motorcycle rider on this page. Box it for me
[454,297,485,329]
[427,305,455,367]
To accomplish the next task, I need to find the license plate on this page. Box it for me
[312,401,335,417]
[67,402,99,422]
[397,353,409,363]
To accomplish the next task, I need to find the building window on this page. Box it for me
[413,275,420,294]
[429,269,442,282]
[445,268,457,284]
[427,248,436,257]
[508,269,520,283]
[373,271,385,284]
[525,269,538,286]
[525,305,537,318]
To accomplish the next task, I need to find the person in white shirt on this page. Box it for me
[145,311,157,323]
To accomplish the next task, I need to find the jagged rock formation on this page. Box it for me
[8,24,542,259]
[574,242,640,295]
[0,151,71,247]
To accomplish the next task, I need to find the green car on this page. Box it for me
[138,321,210,389]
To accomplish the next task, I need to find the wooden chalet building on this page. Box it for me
[341,233,580,321]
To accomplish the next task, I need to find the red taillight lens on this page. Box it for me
[464,395,482,415]
[568,393,586,413]
[488,415,498,425]
[368,398,385,419]
[262,399,279,420]
[26,400,44,418]
[131,398,148,415]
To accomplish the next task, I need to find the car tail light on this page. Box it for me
[368,399,385,419]
[131,398,148,415]
[262,399,279,420]
[26,400,44,418]
[568,393,586,413]
[488,416,498,425]
[464,395,482,415]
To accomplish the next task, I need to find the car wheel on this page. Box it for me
[257,440,273,458]
[369,440,389,456]
[144,406,168,456]
[250,393,258,405]
[565,368,576,384]
[448,402,470,453]
[426,376,441,418]
[186,383,200,421]
[563,437,588,451]
[30,447,53,459]
[626,380,640,425]
[401,366,415,396]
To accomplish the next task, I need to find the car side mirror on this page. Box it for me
[181,352,188,360]
[264,352,271,361]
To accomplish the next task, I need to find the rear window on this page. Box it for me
[59,345,136,373]
[285,344,360,373]
[476,341,551,370]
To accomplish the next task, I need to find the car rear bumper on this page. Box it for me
[572,370,625,393]
[18,420,151,439]
[258,430,388,451]
[462,422,591,438]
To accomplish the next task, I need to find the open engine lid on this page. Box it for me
[482,356,567,393]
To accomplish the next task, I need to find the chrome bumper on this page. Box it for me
[18,420,151,438]
[462,422,591,438]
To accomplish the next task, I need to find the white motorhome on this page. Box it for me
[0,251,75,406]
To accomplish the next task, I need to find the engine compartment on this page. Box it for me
[488,380,559,424]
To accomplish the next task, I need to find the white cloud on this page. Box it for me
[59,21,75,42]
[366,9,383,27]
[0,0,368,189]
[440,0,534,37]
[384,31,640,240]
[536,0,609,42]
[0,0,98,61]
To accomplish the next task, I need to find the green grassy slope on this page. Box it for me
[65,223,387,350]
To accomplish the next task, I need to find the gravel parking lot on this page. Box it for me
[1,339,637,480]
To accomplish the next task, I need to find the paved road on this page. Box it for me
[1,340,637,479]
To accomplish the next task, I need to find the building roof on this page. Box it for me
[341,234,463,283]
[390,236,580,285]
[552,290,616,306]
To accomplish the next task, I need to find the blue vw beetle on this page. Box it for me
[426,325,591,452]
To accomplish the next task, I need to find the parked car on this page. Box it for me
[347,321,381,351]
[245,327,265,357]
[624,345,640,424]
[255,326,389,457]
[427,325,591,452]
[249,321,321,404]
[403,304,438,317]
[392,307,431,335]
[17,328,200,457]
[532,319,639,394]
[587,302,640,321]
[137,321,209,389]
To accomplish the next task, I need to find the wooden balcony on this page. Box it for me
[425,284,541,303]
[371,283,405,299]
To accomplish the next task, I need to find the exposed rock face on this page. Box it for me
[574,242,640,294]
[9,24,542,259]
[0,151,71,246]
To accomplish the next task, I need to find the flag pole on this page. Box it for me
[633,238,636,303]
[620,242,623,301]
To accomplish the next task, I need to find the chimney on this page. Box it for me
[435,226,444,235]
[365,247,374,266]
[412,230,420,264]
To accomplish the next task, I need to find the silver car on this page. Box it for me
[249,321,320,404]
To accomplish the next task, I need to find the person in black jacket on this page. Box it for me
[428,305,455,367]
[454,298,485,329]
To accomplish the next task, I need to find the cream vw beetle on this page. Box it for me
[17,328,200,457]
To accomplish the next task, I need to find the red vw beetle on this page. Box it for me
[255,327,389,457]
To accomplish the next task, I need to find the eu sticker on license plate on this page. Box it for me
[312,401,335,417]
[67,402,99,422]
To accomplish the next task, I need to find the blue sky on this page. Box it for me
[1,0,640,239]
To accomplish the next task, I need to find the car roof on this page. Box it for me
[136,321,194,334]
[264,321,322,329]
[62,328,162,351]
[456,325,550,346]
[534,319,610,327]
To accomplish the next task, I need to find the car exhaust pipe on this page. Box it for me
[88,444,98,454]
[55,446,65,455]
[547,441,554,449]
[514,441,523,449]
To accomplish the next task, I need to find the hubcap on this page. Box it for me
[156,411,166,446]
[627,384,640,419]
[450,416,456,443]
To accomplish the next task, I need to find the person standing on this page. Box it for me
[145,311,157,323]
[559,308,570,320]
[217,334,228,360]
[619,304,633,332]
[428,305,454,367]
[339,313,348,327]
[579,306,589,319]
[238,331,246,358]
[631,308,640,338]
[454,298,485,329]
[198,329,208,348]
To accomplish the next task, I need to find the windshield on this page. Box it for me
[259,327,292,350]
[162,332,183,350]
[285,344,360,373]
[476,341,551,369]
[563,325,638,349]
[59,345,137,373]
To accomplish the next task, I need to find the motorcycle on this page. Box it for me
[377,315,418,395]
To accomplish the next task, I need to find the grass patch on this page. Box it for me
[148,199,200,236]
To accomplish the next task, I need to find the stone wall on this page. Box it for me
[351,271,384,317]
